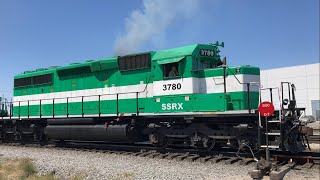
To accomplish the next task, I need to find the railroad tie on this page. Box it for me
[198,156,214,163]
[276,161,287,166]
[302,162,314,169]
[240,158,256,165]
[176,153,190,161]
[132,151,145,156]
[157,153,170,159]
[185,155,200,162]
[269,162,296,180]
[209,156,229,163]
[102,150,112,154]
[113,151,125,155]
[165,153,181,160]
[224,157,242,164]
[115,151,126,155]
[147,152,161,158]
[138,151,154,157]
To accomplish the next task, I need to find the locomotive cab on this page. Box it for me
[152,42,260,113]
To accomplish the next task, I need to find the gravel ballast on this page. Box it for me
[0,145,319,180]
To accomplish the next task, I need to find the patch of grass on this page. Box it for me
[0,158,57,180]
[22,159,37,177]
[0,157,85,180]
[70,176,84,180]
[27,175,57,180]
[113,172,135,180]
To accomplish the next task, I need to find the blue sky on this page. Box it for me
[0,0,319,98]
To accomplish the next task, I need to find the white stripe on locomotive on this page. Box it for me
[13,74,259,106]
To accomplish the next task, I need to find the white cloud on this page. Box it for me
[113,0,199,56]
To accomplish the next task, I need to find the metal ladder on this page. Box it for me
[259,87,282,149]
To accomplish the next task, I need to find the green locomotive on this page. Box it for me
[13,43,259,117]
[1,43,306,152]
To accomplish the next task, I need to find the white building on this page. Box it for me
[260,63,320,120]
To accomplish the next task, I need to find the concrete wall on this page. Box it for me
[260,63,320,119]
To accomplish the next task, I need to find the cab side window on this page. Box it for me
[201,60,216,69]
[164,63,179,78]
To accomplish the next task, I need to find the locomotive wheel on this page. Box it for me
[15,131,26,145]
[38,132,48,146]
[203,138,216,151]
[1,133,10,143]
[153,139,169,148]
[149,134,169,148]
[190,134,216,151]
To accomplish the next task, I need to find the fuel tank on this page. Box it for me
[45,124,137,142]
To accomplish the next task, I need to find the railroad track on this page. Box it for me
[1,141,319,180]
[61,142,262,164]
[0,141,261,165]
[1,141,319,166]
[249,149,320,179]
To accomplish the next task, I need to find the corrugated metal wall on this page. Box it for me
[261,63,320,117]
